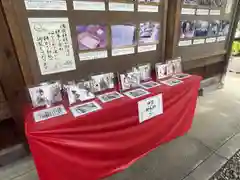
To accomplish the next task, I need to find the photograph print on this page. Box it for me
[91,73,115,93]
[124,88,150,99]
[76,24,107,50]
[111,24,136,48]
[70,101,102,117]
[208,20,221,36]
[219,20,230,36]
[141,81,160,89]
[155,63,168,79]
[183,0,198,5]
[139,22,160,44]
[161,78,183,86]
[29,82,62,108]
[98,91,124,103]
[120,72,141,91]
[171,58,183,74]
[66,81,95,105]
[133,63,151,81]
[180,21,195,38]
[194,20,209,37]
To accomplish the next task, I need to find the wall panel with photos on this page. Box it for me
[1,0,168,86]
[166,0,239,81]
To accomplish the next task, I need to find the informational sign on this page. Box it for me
[206,37,217,43]
[217,36,226,42]
[181,8,195,15]
[112,47,135,56]
[178,40,192,46]
[79,50,108,61]
[109,2,134,11]
[138,5,158,12]
[33,105,67,122]
[193,39,205,45]
[210,9,221,15]
[73,1,105,11]
[138,44,157,52]
[138,94,163,123]
[28,18,76,75]
[196,9,209,15]
[24,0,67,10]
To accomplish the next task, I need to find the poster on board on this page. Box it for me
[24,0,67,10]
[28,18,76,75]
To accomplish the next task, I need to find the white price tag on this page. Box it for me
[112,47,135,56]
[217,36,226,42]
[206,37,216,43]
[210,9,221,15]
[181,8,196,15]
[178,40,192,46]
[138,44,157,52]
[109,2,134,11]
[193,39,205,45]
[33,105,67,122]
[138,94,163,123]
[196,9,209,15]
[138,5,158,12]
[73,1,105,11]
[79,50,108,61]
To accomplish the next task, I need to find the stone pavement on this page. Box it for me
[1,72,240,180]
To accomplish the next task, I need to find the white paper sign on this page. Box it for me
[73,1,105,11]
[210,9,221,15]
[193,39,205,45]
[206,37,216,43]
[112,47,135,56]
[217,36,226,42]
[181,8,195,15]
[28,18,76,75]
[24,0,67,10]
[70,101,102,117]
[138,44,157,52]
[178,40,192,46]
[109,2,134,11]
[196,9,209,15]
[33,105,67,122]
[79,50,108,61]
[138,94,163,123]
[138,5,158,12]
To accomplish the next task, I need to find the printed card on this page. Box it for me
[98,91,124,103]
[124,88,150,99]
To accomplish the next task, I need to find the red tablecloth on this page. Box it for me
[25,75,201,180]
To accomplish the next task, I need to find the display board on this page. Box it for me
[166,0,239,81]
[2,0,168,85]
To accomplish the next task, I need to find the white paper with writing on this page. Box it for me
[138,44,157,52]
[181,8,195,15]
[196,9,209,15]
[138,5,158,12]
[210,9,221,15]
[138,94,163,123]
[24,0,67,10]
[206,37,216,43]
[73,1,105,11]
[178,40,192,46]
[109,2,134,11]
[217,36,226,42]
[112,47,135,56]
[79,50,108,61]
[28,18,76,75]
[193,39,205,45]
[33,105,67,122]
